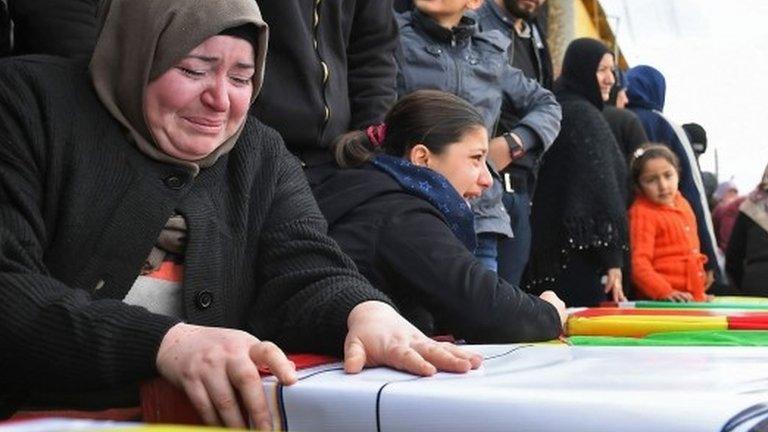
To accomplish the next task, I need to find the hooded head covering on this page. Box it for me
[682,122,707,156]
[626,65,666,111]
[713,178,738,201]
[90,0,268,173]
[555,38,612,110]
[740,164,768,234]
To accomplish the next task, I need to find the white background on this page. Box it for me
[600,0,768,193]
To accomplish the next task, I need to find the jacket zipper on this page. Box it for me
[449,34,462,98]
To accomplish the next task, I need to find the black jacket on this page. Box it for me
[0,1,9,56]
[0,57,390,399]
[253,0,398,164]
[726,213,768,295]
[314,166,562,343]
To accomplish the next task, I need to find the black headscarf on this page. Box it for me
[554,38,612,110]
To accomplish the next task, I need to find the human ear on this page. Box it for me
[408,144,431,167]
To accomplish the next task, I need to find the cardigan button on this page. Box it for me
[194,290,214,310]
[164,175,186,190]
[94,279,105,291]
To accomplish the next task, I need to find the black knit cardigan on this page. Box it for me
[0,56,391,396]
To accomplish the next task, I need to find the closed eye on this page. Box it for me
[177,66,204,77]
[230,76,252,86]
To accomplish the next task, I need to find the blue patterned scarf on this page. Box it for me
[371,155,477,252]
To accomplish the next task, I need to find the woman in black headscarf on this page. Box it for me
[0,0,480,426]
[525,38,629,307]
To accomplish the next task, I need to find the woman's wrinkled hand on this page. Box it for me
[156,323,297,430]
[343,301,483,376]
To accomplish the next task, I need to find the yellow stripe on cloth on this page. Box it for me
[566,315,728,337]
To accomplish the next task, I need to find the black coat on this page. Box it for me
[314,166,562,343]
[527,95,628,300]
[252,0,398,164]
[7,0,98,59]
[0,57,390,400]
[602,105,649,162]
[726,213,768,295]
[0,1,9,56]
[526,39,628,306]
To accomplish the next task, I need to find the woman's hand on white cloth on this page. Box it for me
[539,290,567,326]
[343,301,483,376]
[156,323,297,430]
[603,268,626,302]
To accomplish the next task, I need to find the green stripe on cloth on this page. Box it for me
[570,330,768,346]
[713,296,768,305]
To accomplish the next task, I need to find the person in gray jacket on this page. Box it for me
[395,0,561,272]
[475,0,554,285]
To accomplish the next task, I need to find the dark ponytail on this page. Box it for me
[332,130,376,168]
[332,90,486,168]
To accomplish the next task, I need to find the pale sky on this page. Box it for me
[600,0,768,193]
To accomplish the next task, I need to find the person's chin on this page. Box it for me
[170,138,222,161]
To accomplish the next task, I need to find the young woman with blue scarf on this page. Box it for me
[314,90,565,343]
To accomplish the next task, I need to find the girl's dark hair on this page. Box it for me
[332,90,486,168]
[629,143,681,187]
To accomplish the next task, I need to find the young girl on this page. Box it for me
[314,90,566,343]
[629,144,711,302]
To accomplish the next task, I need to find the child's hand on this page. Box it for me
[663,290,694,302]
[603,268,626,302]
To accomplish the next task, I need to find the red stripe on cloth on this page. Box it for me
[142,353,338,425]
[146,261,183,282]
[7,407,141,422]
[257,353,338,375]
[728,315,768,330]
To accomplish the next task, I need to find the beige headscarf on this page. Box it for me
[740,163,768,234]
[90,0,269,174]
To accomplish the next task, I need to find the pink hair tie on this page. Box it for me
[365,123,387,148]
